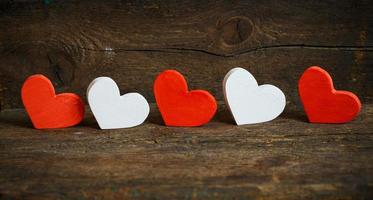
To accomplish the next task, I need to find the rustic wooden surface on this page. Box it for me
[1,0,373,199]
[0,103,372,199]
[0,0,373,110]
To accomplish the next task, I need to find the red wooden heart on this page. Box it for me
[154,70,217,126]
[298,66,361,123]
[21,75,85,129]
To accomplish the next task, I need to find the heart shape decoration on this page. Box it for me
[153,70,217,126]
[87,77,150,129]
[21,74,84,129]
[223,67,286,125]
[298,66,361,123]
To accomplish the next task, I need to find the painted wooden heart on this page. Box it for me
[21,74,84,129]
[87,77,150,129]
[153,70,217,126]
[298,66,361,123]
[223,67,286,125]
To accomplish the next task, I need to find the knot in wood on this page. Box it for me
[221,17,252,46]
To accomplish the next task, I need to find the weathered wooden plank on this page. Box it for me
[1,46,372,110]
[0,104,372,199]
[1,2,372,199]
[1,0,372,51]
[0,0,373,109]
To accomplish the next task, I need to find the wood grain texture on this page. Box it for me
[1,2,372,198]
[0,0,373,110]
[0,103,372,199]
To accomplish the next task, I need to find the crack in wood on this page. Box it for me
[74,44,373,57]
[47,54,65,86]
[1,42,373,58]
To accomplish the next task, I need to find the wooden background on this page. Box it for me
[1,0,373,199]
[0,0,372,110]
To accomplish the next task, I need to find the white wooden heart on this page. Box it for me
[87,77,150,129]
[223,67,286,125]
